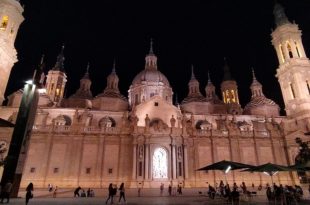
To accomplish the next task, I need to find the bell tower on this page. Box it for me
[0,0,24,104]
[45,45,67,104]
[271,3,310,119]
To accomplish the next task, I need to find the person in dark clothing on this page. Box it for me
[231,188,240,205]
[106,183,114,204]
[1,181,13,203]
[118,183,126,203]
[74,186,81,197]
[25,183,34,205]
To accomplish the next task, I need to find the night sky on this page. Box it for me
[5,0,310,114]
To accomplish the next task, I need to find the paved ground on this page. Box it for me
[7,188,309,205]
[2,196,310,205]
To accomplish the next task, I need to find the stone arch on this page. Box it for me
[149,118,168,130]
[99,116,116,128]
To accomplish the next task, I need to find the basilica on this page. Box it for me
[0,0,310,189]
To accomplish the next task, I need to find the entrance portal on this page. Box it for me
[152,147,168,179]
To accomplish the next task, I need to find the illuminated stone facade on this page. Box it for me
[0,2,309,189]
[0,0,23,105]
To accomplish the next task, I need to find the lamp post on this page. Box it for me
[0,79,39,197]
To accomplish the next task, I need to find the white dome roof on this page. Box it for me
[132,69,170,86]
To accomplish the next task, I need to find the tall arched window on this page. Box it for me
[287,42,293,58]
[152,147,168,179]
[0,16,9,31]
[295,41,301,57]
[279,44,285,62]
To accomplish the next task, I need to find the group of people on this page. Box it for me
[167,184,183,196]
[207,181,242,204]
[206,180,309,205]
[73,186,95,197]
[266,183,305,204]
[105,183,126,204]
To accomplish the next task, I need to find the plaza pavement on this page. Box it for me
[7,187,309,205]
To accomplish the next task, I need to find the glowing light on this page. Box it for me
[38,88,47,94]
[25,80,33,85]
[225,165,231,174]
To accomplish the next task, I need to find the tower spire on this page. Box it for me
[273,2,290,27]
[207,70,212,84]
[53,44,65,71]
[191,65,196,80]
[251,67,257,81]
[149,38,154,54]
[223,57,233,81]
[112,58,116,73]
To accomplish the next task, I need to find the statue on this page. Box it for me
[145,114,150,128]
[170,115,176,128]
[295,137,310,164]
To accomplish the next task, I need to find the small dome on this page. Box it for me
[244,96,278,109]
[132,69,170,86]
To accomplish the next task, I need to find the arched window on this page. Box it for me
[287,42,293,58]
[279,44,285,62]
[290,83,296,99]
[152,147,168,179]
[295,41,301,57]
[0,16,9,31]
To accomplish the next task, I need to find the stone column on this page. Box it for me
[183,144,189,179]
[289,39,299,57]
[144,144,149,180]
[297,39,307,57]
[96,136,105,187]
[172,144,177,179]
[132,144,137,179]
[282,41,290,60]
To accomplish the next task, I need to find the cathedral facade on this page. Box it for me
[0,0,310,189]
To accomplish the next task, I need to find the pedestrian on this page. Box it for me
[25,182,34,205]
[105,183,113,204]
[160,183,164,196]
[168,184,172,196]
[74,186,81,197]
[1,181,13,203]
[81,189,86,197]
[138,188,141,197]
[118,182,126,203]
[177,184,182,195]
[87,188,91,197]
[53,186,58,198]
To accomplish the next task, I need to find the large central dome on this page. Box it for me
[132,68,170,86]
[128,40,173,106]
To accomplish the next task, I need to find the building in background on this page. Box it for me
[0,0,309,188]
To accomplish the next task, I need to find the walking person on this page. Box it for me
[168,184,172,196]
[160,183,164,196]
[1,181,13,203]
[53,186,57,198]
[74,186,81,197]
[25,182,34,205]
[105,183,113,204]
[118,183,126,204]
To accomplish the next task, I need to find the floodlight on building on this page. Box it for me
[25,80,33,85]
[225,165,232,174]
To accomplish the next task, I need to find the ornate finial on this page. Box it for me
[251,67,256,81]
[191,65,196,80]
[149,38,154,54]
[53,44,65,71]
[112,58,116,73]
[223,57,233,81]
[86,62,90,74]
[207,70,212,83]
[40,54,45,65]
[175,93,179,105]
